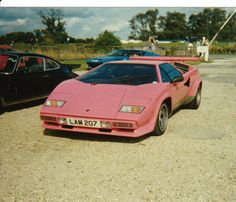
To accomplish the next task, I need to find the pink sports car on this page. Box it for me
[40,56,202,137]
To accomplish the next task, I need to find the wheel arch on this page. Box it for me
[148,96,172,133]
[199,81,203,89]
[188,79,202,97]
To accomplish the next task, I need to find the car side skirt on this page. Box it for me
[2,95,48,107]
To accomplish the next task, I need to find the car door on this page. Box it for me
[14,56,50,99]
[0,54,19,103]
[159,63,189,108]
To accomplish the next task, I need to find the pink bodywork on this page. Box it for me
[40,59,202,137]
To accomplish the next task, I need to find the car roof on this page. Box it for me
[106,60,166,65]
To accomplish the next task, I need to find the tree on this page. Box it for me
[129,9,159,41]
[39,9,68,44]
[76,37,95,44]
[34,29,44,43]
[221,12,236,41]
[188,8,226,40]
[209,8,227,41]
[95,30,121,48]
[158,12,188,39]
[0,32,35,44]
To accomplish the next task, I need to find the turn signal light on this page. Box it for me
[40,116,57,122]
[113,122,133,128]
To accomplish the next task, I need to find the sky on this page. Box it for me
[0,7,235,40]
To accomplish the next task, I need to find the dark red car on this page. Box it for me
[0,45,15,53]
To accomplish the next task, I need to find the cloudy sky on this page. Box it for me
[0,7,234,39]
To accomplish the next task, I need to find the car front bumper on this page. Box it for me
[40,113,154,137]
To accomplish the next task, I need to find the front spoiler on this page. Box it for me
[41,113,154,138]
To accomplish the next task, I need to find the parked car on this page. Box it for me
[0,52,79,108]
[86,49,160,69]
[0,45,15,53]
[40,56,202,138]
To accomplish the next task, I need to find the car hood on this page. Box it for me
[45,79,163,119]
[87,55,127,63]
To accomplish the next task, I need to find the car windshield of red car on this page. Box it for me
[0,54,18,74]
[78,63,158,86]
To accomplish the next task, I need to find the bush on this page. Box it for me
[95,30,121,50]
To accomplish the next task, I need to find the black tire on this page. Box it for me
[187,86,201,109]
[152,103,169,136]
[0,97,5,114]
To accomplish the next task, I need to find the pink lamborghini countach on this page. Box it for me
[40,56,202,137]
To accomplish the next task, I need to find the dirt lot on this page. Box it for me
[0,57,236,202]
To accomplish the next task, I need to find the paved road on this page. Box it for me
[0,57,236,201]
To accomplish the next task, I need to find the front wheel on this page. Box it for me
[152,103,169,136]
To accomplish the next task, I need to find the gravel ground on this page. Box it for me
[0,57,236,202]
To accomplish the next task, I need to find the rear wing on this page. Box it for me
[129,56,200,62]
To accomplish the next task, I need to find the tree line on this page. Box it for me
[129,8,236,42]
[0,9,94,45]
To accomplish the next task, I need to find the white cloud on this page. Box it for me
[66,17,81,27]
[0,18,28,26]
[1,7,235,39]
[102,21,129,32]
[81,26,91,31]
[15,18,28,26]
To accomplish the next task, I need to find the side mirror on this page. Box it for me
[170,75,184,83]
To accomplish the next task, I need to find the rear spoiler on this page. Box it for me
[63,63,81,70]
[129,56,200,62]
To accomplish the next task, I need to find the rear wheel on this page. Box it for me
[152,103,169,136]
[187,86,201,109]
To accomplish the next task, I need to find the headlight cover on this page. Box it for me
[44,100,66,107]
[120,105,145,114]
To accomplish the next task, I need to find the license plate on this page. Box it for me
[66,118,101,128]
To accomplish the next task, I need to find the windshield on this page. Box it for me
[78,63,158,86]
[0,54,18,73]
[109,50,129,56]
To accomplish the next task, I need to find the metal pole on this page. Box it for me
[209,9,236,47]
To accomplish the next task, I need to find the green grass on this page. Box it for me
[14,41,236,65]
